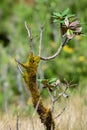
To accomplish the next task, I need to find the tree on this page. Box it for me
[16,9,82,130]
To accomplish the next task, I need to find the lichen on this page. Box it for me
[19,53,55,130]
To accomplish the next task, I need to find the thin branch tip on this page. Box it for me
[24,21,33,54]
[54,107,66,119]
[39,25,44,56]
[15,59,23,74]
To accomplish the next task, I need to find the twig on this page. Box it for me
[31,97,41,130]
[54,107,66,119]
[32,97,41,117]
[16,113,19,130]
[47,88,55,112]
[62,38,70,47]
[47,88,53,101]
[39,26,44,56]
[63,78,77,88]
[51,99,55,113]
[46,79,68,113]
[15,59,23,74]
[69,84,77,87]
[54,86,68,103]
[25,21,33,54]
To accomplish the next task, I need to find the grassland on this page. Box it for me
[0,93,87,130]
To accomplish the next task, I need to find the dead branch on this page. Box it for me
[15,59,23,74]
[47,88,55,112]
[25,21,33,54]
[54,86,69,103]
[46,78,71,114]
[39,26,44,56]
[32,97,41,117]
[31,97,41,130]
[54,107,66,119]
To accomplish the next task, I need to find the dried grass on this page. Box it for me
[0,95,87,130]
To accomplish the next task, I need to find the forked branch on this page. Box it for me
[24,22,69,61]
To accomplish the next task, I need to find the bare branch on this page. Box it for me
[15,59,23,74]
[54,85,69,103]
[51,99,55,113]
[40,44,62,61]
[69,84,77,87]
[25,21,33,54]
[62,38,70,47]
[39,20,70,61]
[40,37,69,61]
[47,88,55,112]
[46,78,69,113]
[32,97,41,117]
[63,78,77,88]
[39,26,44,56]
[54,107,66,119]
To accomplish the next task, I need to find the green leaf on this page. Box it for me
[37,79,44,82]
[53,12,62,17]
[53,19,59,23]
[66,29,74,39]
[69,17,77,23]
[67,14,75,18]
[37,79,48,83]
[67,29,73,35]
[48,78,57,84]
[59,20,65,24]
[62,8,70,17]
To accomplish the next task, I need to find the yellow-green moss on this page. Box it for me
[19,53,55,130]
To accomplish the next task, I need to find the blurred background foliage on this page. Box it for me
[0,0,87,114]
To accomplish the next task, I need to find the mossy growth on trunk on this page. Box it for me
[18,53,55,130]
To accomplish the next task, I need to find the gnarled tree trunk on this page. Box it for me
[19,53,55,130]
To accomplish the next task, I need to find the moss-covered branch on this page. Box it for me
[18,53,55,130]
